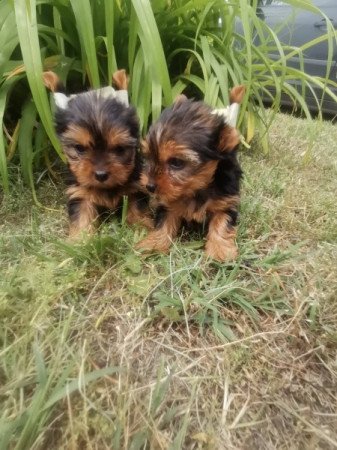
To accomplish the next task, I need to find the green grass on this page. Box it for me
[1,113,337,448]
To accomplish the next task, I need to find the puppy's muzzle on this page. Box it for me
[146,183,156,193]
[95,170,109,182]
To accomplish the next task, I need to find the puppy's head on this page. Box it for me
[43,71,139,189]
[141,99,240,204]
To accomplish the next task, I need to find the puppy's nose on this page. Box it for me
[95,170,109,182]
[146,183,156,193]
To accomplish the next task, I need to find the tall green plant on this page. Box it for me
[1,0,336,195]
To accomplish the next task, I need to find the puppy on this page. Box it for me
[137,86,245,261]
[43,70,151,237]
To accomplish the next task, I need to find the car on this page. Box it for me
[238,0,337,114]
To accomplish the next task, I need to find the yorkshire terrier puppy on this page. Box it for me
[43,70,151,237]
[137,86,245,261]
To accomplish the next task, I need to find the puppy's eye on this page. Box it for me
[74,144,86,154]
[114,146,127,154]
[168,157,186,170]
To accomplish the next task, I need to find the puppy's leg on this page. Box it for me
[67,196,98,238]
[126,193,153,229]
[136,207,180,252]
[205,210,238,261]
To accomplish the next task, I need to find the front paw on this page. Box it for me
[205,239,238,261]
[136,233,171,253]
[128,215,154,230]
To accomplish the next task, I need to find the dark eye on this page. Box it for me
[168,157,186,170]
[114,146,127,154]
[74,144,86,154]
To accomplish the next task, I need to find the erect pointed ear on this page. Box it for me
[172,93,188,111]
[53,92,69,110]
[218,124,240,153]
[229,85,245,104]
[174,93,187,104]
[112,69,129,90]
[42,71,64,93]
[140,138,149,156]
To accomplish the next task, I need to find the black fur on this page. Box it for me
[147,99,225,162]
[199,149,243,203]
[155,205,168,229]
[67,197,82,222]
[227,209,238,227]
[55,94,139,143]
[134,191,151,213]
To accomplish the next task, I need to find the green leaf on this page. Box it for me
[70,0,100,88]
[104,0,117,82]
[13,0,64,162]
[43,366,121,410]
[131,0,172,110]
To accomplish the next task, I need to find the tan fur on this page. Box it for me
[205,212,238,261]
[174,93,188,104]
[42,71,60,92]
[126,195,153,230]
[112,69,129,90]
[107,128,134,148]
[63,125,93,147]
[182,161,218,195]
[62,124,136,189]
[167,195,240,224]
[160,142,200,165]
[229,85,245,104]
[140,139,149,156]
[68,158,134,189]
[219,125,240,153]
[150,160,217,206]
[67,185,121,210]
[68,198,99,238]
[137,190,240,259]
[137,212,181,252]
[67,185,150,237]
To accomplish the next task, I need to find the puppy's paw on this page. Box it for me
[127,214,154,230]
[205,239,238,262]
[136,233,171,253]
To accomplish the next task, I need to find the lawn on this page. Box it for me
[1,113,337,449]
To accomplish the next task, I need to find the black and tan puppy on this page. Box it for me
[43,70,151,237]
[137,86,245,261]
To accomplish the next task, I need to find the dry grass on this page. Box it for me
[0,113,337,449]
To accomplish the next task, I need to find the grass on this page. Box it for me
[1,113,337,449]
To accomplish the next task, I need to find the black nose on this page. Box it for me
[146,183,156,193]
[95,171,109,182]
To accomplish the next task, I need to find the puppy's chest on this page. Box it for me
[173,197,211,223]
[172,193,237,223]
[67,183,138,210]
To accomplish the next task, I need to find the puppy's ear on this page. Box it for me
[230,85,245,104]
[174,93,187,104]
[216,84,245,152]
[43,71,69,109]
[42,71,64,93]
[172,93,188,111]
[112,69,129,90]
[218,124,240,153]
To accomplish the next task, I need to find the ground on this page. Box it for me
[0,113,337,449]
